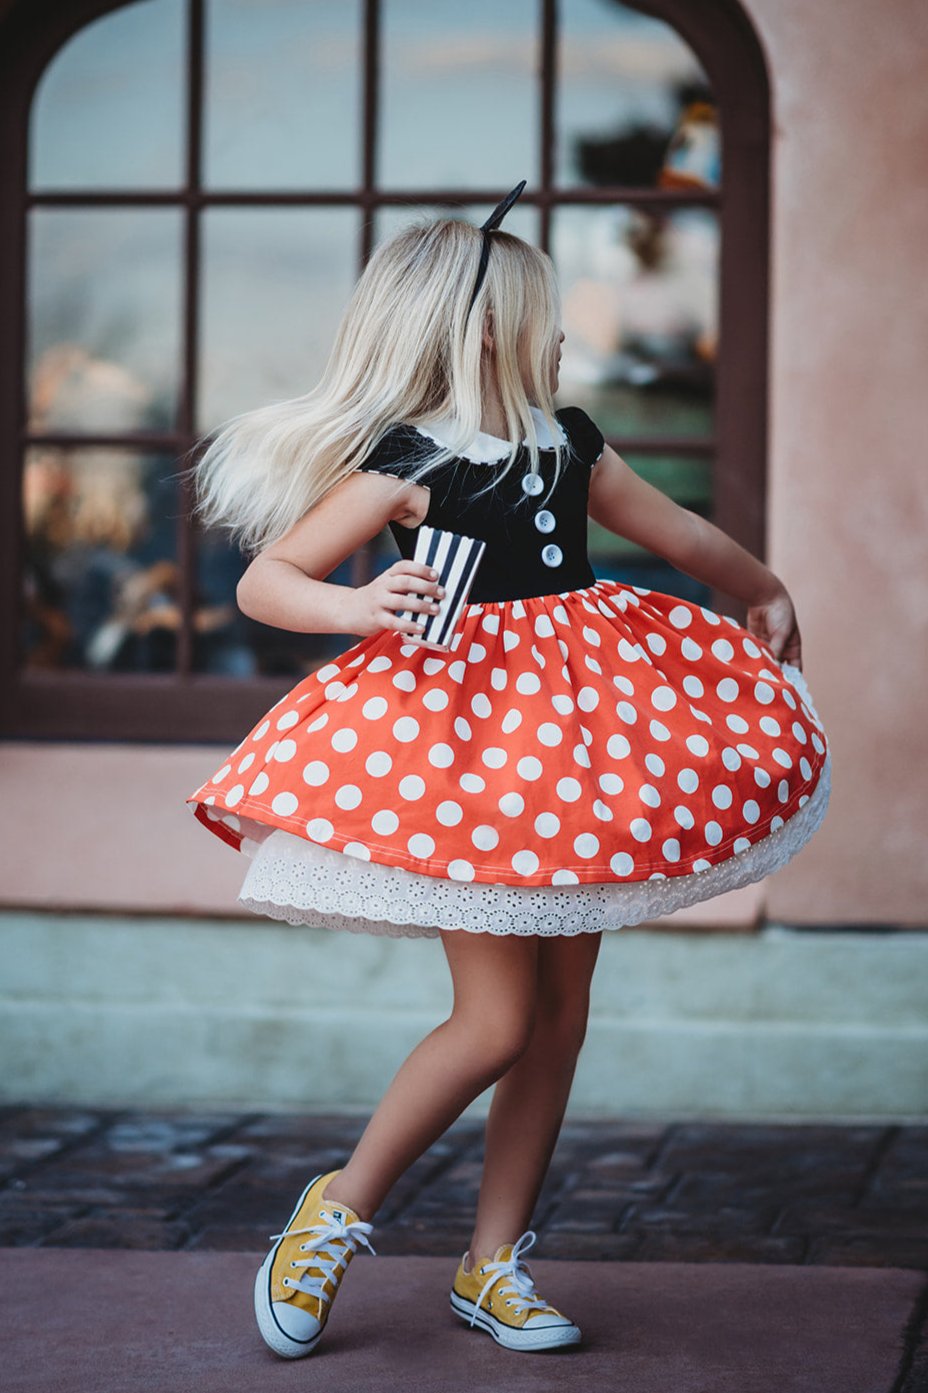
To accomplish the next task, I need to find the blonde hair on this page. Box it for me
[187,216,567,556]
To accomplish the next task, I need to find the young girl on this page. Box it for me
[185,185,831,1359]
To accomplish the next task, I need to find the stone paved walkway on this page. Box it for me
[1,1105,925,1270]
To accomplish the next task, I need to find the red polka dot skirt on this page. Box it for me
[185,579,832,938]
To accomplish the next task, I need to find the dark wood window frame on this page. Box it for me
[0,0,770,744]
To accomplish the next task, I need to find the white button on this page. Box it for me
[534,510,556,534]
[541,543,563,567]
[521,472,544,497]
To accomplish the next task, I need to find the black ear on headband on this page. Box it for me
[467,179,528,314]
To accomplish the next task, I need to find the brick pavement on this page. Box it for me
[1,1105,925,1273]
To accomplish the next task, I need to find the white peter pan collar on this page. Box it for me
[413,403,567,463]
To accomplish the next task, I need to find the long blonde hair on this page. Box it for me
[188,216,567,556]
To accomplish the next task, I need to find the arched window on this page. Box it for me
[0,0,769,742]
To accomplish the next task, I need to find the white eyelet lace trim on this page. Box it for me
[235,746,832,939]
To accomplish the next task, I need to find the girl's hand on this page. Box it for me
[345,560,446,637]
[745,583,802,671]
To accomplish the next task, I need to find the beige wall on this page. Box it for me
[2,0,927,927]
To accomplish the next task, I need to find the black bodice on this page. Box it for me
[356,405,605,603]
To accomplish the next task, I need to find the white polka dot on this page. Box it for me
[263,741,279,764]
[630,817,652,842]
[490,667,508,692]
[467,642,487,664]
[248,772,270,797]
[393,716,420,742]
[777,778,790,803]
[422,688,449,712]
[408,832,435,857]
[552,869,580,884]
[645,753,666,777]
[734,836,752,854]
[343,842,371,860]
[700,606,722,626]
[685,734,710,758]
[607,733,632,760]
[252,721,270,741]
[536,722,562,748]
[792,721,808,744]
[436,800,463,827]
[726,714,750,734]
[237,752,256,774]
[737,743,760,760]
[651,685,677,711]
[470,692,492,719]
[669,605,692,629]
[574,833,599,858]
[225,783,245,807]
[704,821,723,846]
[306,817,334,842]
[716,678,740,702]
[367,655,393,673]
[316,663,340,682]
[482,747,507,769]
[649,719,671,742]
[681,637,703,661]
[599,772,624,795]
[212,764,232,784]
[499,792,525,817]
[799,756,812,780]
[721,747,742,772]
[759,715,781,736]
[678,768,699,794]
[398,775,426,800]
[460,772,486,793]
[662,838,681,861]
[556,777,582,802]
[331,727,358,753]
[682,675,704,698]
[335,784,362,810]
[742,637,761,659]
[302,761,330,786]
[577,686,599,712]
[512,849,540,876]
[534,613,555,638]
[271,791,299,817]
[639,784,661,808]
[616,701,638,725]
[711,639,735,662]
[364,751,391,778]
[472,824,499,851]
[754,681,776,704]
[428,743,455,768]
[501,708,523,735]
[454,717,473,742]
[646,632,667,656]
[273,739,297,763]
[611,852,635,876]
[711,785,733,810]
[551,693,574,715]
[743,799,761,823]
[362,697,388,720]
[371,809,399,835]
[481,613,500,635]
[693,858,712,872]
[306,714,328,733]
[754,767,772,788]
[516,672,541,695]
[517,755,543,780]
[674,805,695,829]
[772,748,793,768]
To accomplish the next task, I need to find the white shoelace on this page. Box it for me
[470,1229,552,1327]
[269,1205,377,1305]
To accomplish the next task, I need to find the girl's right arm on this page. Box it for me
[235,471,444,638]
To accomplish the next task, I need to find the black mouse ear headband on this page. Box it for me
[466,179,527,316]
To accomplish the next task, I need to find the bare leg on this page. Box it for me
[323,929,540,1222]
[465,930,603,1265]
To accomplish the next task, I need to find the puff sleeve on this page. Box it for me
[558,406,606,468]
[356,424,424,482]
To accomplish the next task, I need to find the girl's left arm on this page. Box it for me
[588,444,803,668]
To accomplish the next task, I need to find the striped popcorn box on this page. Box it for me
[399,525,487,651]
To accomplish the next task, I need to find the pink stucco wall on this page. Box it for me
[2,0,926,926]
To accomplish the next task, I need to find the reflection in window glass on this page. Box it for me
[552,205,717,437]
[589,453,711,603]
[195,526,392,678]
[380,0,537,189]
[29,0,185,190]
[21,448,179,672]
[198,209,358,432]
[557,0,716,189]
[204,0,362,190]
[28,210,184,434]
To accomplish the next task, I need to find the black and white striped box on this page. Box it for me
[398,525,486,651]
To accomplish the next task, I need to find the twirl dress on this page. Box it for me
[185,404,832,938]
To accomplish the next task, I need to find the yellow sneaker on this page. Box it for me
[253,1169,375,1358]
[450,1229,581,1351]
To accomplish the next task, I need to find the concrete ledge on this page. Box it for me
[1,1248,922,1393]
[1,911,926,1117]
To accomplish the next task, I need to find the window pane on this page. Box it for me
[198,209,358,432]
[21,448,179,673]
[204,0,362,189]
[373,202,538,251]
[28,210,184,434]
[589,452,712,604]
[29,0,185,190]
[552,205,717,438]
[380,0,538,189]
[195,525,367,678]
[557,0,718,190]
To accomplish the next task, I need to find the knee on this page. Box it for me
[536,992,591,1057]
[450,1001,537,1077]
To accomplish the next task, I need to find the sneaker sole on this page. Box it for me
[254,1172,327,1359]
[449,1288,582,1351]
